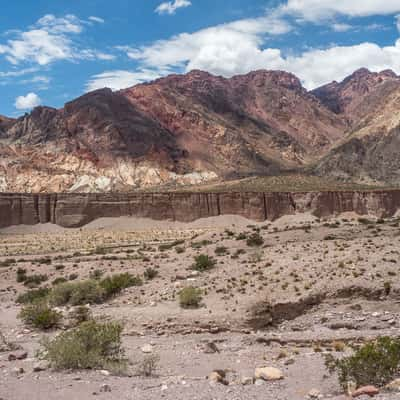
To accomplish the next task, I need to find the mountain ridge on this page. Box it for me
[1,68,399,192]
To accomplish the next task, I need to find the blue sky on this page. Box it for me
[1,0,400,116]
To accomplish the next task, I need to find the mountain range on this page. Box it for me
[1,67,400,192]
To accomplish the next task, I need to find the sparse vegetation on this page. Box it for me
[40,320,126,371]
[19,301,62,330]
[325,337,400,389]
[137,354,160,377]
[192,254,216,272]
[246,232,264,247]
[179,286,202,308]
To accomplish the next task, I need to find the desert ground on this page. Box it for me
[1,213,400,399]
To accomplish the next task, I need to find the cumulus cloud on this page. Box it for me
[0,14,111,66]
[116,8,400,90]
[85,69,165,91]
[14,92,41,110]
[281,0,400,21]
[155,0,192,15]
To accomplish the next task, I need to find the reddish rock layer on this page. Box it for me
[1,191,399,229]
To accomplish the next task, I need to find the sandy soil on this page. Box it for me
[1,213,400,399]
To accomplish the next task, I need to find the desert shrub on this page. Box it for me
[0,258,16,268]
[16,268,27,282]
[23,274,48,287]
[236,232,247,240]
[69,306,92,326]
[246,233,264,247]
[144,267,158,281]
[137,354,160,377]
[68,273,79,281]
[16,287,51,304]
[158,239,185,252]
[100,273,142,297]
[94,246,108,255]
[175,246,185,254]
[89,269,104,280]
[50,280,105,306]
[384,281,392,296]
[40,320,126,371]
[325,336,400,389]
[192,254,216,272]
[52,277,68,286]
[37,257,52,265]
[215,246,228,256]
[19,301,62,330]
[191,240,212,249]
[179,286,202,308]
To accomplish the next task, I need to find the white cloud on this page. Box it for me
[15,92,41,110]
[281,0,400,21]
[155,0,192,15]
[88,16,105,24]
[118,8,400,90]
[37,14,83,33]
[0,14,110,66]
[85,69,164,91]
[126,15,291,77]
[332,23,352,32]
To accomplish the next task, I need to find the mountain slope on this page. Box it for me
[1,68,400,192]
[314,69,400,184]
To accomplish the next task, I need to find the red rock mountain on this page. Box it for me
[0,68,399,192]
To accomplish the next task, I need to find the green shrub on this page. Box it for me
[16,287,50,304]
[40,320,126,371]
[325,336,400,389]
[69,306,92,326]
[175,246,185,254]
[52,277,68,286]
[179,286,202,308]
[0,258,16,268]
[215,246,228,256]
[23,274,48,287]
[50,280,105,306]
[16,268,27,282]
[144,267,159,281]
[192,254,216,272]
[137,354,160,377]
[19,301,62,330]
[100,273,142,297]
[89,269,104,280]
[246,233,264,247]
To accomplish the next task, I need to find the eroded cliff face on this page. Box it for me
[1,190,399,229]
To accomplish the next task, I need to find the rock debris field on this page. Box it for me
[1,213,400,399]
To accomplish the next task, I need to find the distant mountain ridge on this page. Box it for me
[1,68,399,192]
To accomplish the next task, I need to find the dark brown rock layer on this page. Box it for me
[1,190,400,229]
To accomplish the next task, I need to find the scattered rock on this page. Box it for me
[8,351,27,361]
[307,388,322,399]
[203,342,220,354]
[254,367,284,381]
[208,370,228,385]
[141,344,153,354]
[352,385,379,398]
[385,378,400,392]
[241,376,254,385]
[100,384,111,393]
[12,367,24,376]
[99,370,110,376]
[33,360,49,372]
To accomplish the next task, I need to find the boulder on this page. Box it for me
[254,367,284,381]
